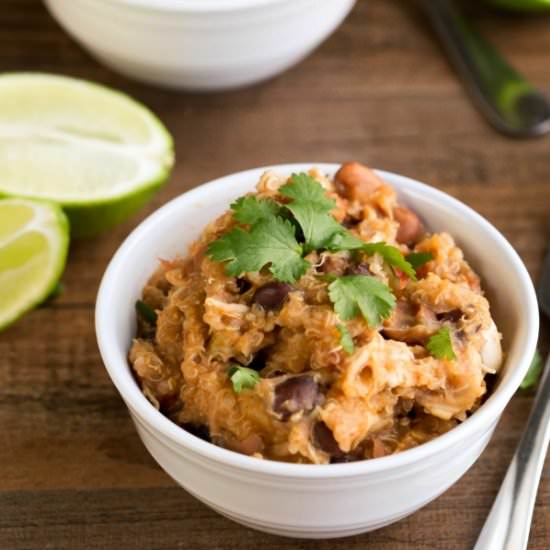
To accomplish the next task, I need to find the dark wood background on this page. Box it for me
[1,1,549,548]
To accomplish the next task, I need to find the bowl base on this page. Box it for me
[90,49,313,92]
[186,485,449,539]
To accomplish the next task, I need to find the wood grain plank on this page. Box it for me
[1,0,550,548]
[0,474,548,550]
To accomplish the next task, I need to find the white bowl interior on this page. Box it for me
[96,163,538,475]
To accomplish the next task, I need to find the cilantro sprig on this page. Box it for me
[406,251,433,270]
[135,300,157,326]
[337,323,355,354]
[207,172,417,288]
[207,216,309,283]
[228,365,261,393]
[362,242,417,280]
[279,173,344,252]
[206,172,431,334]
[329,275,396,327]
[328,235,418,280]
[231,195,283,225]
[426,327,456,361]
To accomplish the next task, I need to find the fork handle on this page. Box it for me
[474,353,550,550]
[420,0,550,137]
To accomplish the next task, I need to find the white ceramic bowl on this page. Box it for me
[96,164,539,539]
[44,0,356,91]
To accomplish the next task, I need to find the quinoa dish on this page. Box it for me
[129,162,503,464]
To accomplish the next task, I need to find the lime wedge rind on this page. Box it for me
[0,73,174,237]
[0,199,69,331]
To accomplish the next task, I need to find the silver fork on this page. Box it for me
[474,250,550,550]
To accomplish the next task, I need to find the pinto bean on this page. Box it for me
[394,206,423,245]
[334,162,383,202]
[225,433,264,456]
[313,421,345,457]
[273,375,321,420]
[371,438,387,459]
[253,282,292,310]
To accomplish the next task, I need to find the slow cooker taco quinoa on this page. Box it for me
[129,162,503,464]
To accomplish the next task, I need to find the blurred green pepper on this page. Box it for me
[490,0,550,11]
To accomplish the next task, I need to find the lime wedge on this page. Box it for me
[0,198,69,330]
[0,73,174,237]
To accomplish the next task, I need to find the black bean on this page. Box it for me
[253,282,292,310]
[345,262,372,276]
[342,217,359,229]
[182,423,211,443]
[236,278,252,294]
[273,375,321,420]
[159,394,181,416]
[456,329,466,342]
[330,454,357,464]
[313,421,345,457]
[484,373,499,396]
[247,347,270,372]
[436,309,463,323]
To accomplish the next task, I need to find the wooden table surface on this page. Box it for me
[2,1,550,548]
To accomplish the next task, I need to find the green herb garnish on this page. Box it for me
[405,251,434,270]
[337,323,355,354]
[207,216,309,283]
[208,173,414,293]
[328,275,396,327]
[426,327,456,360]
[206,174,430,330]
[135,299,157,325]
[231,195,283,225]
[279,173,345,251]
[228,365,261,393]
[362,242,417,280]
[520,350,543,390]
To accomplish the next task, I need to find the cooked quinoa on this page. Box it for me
[129,162,502,464]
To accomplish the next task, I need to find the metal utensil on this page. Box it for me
[420,0,550,137]
[474,250,550,550]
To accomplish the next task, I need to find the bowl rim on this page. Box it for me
[96,0,291,13]
[95,163,539,479]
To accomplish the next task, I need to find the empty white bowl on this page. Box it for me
[95,164,538,538]
[44,0,357,91]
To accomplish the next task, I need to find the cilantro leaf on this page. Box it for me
[406,251,434,270]
[228,365,261,393]
[328,275,396,327]
[337,324,355,354]
[362,242,416,280]
[231,195,283,225]
[328,236,417,280]
[520,350,543,390]
[206,216,309,283]
[280,173,335,211]
[280,173,343,251]
[426,327,456,360]
[326,230,365,251]
[135,300,157,326]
